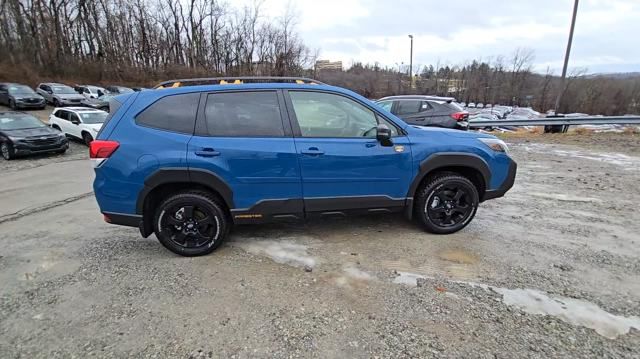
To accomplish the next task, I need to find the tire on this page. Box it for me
[1,142,14,160]
[9,99,16,110]
[51,124,62,131]
[82,132,94,146]
[53,98,61,107]
[153,191,230,256]
[415,173,479,234]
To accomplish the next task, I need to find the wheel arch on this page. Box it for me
[407,152,491,205]
[136,168,234,237]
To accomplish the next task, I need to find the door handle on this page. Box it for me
[194,148,220,157]
[301,147,324,156]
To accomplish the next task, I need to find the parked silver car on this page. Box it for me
[36,83,85,107]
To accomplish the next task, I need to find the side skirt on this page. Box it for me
[231,196,408,224]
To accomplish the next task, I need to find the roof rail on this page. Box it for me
[154,77,326,89]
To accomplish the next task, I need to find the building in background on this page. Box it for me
[315,60,343,71]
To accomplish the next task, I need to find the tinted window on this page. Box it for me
[290,91,391,138]
[396,100,429,115]
[136,93,199,134]
[54,109,68,121]
[204,91,284,137]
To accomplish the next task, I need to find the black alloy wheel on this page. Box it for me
[154,191,229,256]
[415,173,479,234]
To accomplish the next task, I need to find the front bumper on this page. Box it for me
[482,158,517,201]
[13,139,69,156]
[14,101,46,109]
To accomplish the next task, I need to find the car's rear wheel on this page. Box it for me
[153,191,229,256]
[82,132,94,146]
[1,142,14,160]
[415,173,479,234]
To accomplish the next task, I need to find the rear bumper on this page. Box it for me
[103,212,141,227]
[482,158,517,201]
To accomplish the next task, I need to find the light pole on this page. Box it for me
[554,0,579,112]
[408,35,414,82]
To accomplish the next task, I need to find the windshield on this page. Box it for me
[8,85,36,95]
[51,86,77,94]
[79,112,108,124]
[0,114,46,130]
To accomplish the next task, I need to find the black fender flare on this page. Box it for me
[136,168,234,215]
[406,152,491,200]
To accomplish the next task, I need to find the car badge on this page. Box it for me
[394,145,405,153]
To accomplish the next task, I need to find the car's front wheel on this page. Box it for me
[1,142,14,160]
[82,132,94,146]
[415,173,479,234]
[153,191,229,256]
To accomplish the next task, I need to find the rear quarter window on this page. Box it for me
[135,93,200,134]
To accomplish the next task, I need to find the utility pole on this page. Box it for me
[554,0,579,112]
[408,35,414,86]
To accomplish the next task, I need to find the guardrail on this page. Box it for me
[467,116,640,128]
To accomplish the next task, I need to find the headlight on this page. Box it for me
[479,138,509,153]
[8,136,25,142]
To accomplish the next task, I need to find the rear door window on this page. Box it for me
[203,91,285,137]
[396,100,426,115]
[54,109,68,121]
[135,93,199,134]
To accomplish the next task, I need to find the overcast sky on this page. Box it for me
[239,0,639,74]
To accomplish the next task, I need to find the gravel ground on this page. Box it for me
[0,133,639,358]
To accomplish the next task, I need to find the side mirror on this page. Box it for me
[47,90,53,94]
[71,120,80,125]
[376,124,393,146]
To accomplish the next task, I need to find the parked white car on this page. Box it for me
[48,107,108,145]
[76,85,109,99]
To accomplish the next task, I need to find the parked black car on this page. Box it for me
[105,85,134,94]
[0,112,68,160]
[0,83,46,110]
[376,95,469,130]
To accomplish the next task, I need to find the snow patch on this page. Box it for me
[495,287,640,340]
[392,271,426,287]
[237,239,316,269]
[529,192,602,203]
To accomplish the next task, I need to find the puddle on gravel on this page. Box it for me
[438,249,478,264]
[382,248,480,281]
[235,239,317,269]
[529,192,603,203]
[392,272,640,339]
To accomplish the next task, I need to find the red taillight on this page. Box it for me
[90,140,119,159]
[450,112,469,121]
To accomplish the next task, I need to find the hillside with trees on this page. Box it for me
[1,0,638,115]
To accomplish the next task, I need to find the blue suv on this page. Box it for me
[91,77,516,256]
